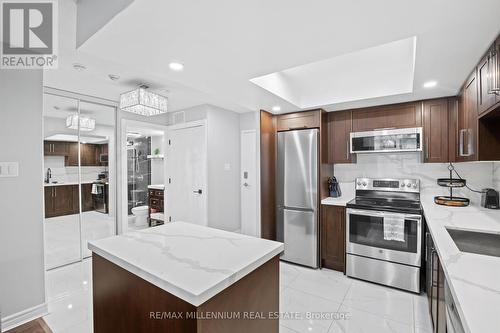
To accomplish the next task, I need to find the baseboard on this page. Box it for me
[1,303,48,332]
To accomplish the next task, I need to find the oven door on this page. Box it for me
[346,208,421,266]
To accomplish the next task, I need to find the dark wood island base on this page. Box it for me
[92,254,280,333]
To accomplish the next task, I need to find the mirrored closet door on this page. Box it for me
[43,92,117,269]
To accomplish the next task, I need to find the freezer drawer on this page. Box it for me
[280,209,318,268]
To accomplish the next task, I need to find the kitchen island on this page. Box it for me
[88,222,283,333]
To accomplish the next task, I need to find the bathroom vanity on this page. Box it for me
[88,222,283,333]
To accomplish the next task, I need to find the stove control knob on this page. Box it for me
[357,181,362,186]
[406,183,411,188]
[362,182,367,187]
[412,183,418,189]
[400,183,405,188]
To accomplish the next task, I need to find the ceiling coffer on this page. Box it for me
[120,86,168,116]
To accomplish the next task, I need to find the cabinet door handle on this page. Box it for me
[459,129,466,157]
[425,137,429,160]
[488,46,500,95]
[346,141,350,160]
[467,128,474,156]
[288,126,308,130]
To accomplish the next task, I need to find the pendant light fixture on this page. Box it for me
[120,85,168,116]
[66,114,95,131]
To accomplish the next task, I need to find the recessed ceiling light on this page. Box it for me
[108,74,120,81]
[272,106,281,112]
[67,304,73,309]
[423,81,437,88]
[72,63,86,71]
[169,62,184,71]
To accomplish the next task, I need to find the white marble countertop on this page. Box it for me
[321,182,355,207]
[421,191,500,333]
[321,196,354,207]
[44,181,94,187]
[88,222,284,306]
[148,184,165,190]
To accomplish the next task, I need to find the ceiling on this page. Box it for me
[44,93,116,126]
[46,0,500,114]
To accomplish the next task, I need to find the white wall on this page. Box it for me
[333,153,496,205]
[0,71,46,320]
[150,135,165,185]
[207,106,241,231]
[239,111,258,131]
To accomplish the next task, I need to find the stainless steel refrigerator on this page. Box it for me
[277,129,318,268]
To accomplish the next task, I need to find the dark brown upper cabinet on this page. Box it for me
[477,53,497,115]
[66,142,79,166]
[352,102,422,132]
[328,110,355,164]
[276,110,321,131]
[80,143,98,166]
[44,141,68,156]
[423,99,449,163]
[477,36,500,117]
[320,205,345,272]
[456,72,478,162]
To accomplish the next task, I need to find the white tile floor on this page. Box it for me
[44,211,115,269]
[43,259,433,333]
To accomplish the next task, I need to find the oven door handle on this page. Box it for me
[347,208,421,221]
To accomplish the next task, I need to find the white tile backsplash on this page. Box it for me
[44,156,106,184]
[334,153,496,205]
[494,162,500,190]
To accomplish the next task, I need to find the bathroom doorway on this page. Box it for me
[120,120,167,233]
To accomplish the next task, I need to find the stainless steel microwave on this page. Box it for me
[350,127,423,154]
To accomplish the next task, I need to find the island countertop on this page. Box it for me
[88,222,284,307]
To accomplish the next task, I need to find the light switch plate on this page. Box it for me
[0,162,19,177]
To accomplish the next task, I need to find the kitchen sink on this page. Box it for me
[446,228,500,258]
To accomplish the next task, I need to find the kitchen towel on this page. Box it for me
[91,184,98,195]
[383,217,405,242]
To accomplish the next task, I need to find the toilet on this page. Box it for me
[131,206,149,227]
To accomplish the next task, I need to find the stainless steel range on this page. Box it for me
[346,178,422,293]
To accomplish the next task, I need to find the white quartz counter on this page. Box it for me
[148,184,165,190]
[88,222,284,306]
[421,191,500,333]
[321,182,355,207]
[44,181,95,187]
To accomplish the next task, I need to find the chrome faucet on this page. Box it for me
[45,168,52,183]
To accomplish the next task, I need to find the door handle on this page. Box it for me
[243,182,249,187]
[488,46,500,95]
[193,189,202,194]
[425,137,429,160]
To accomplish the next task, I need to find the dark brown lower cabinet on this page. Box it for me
[426,230,447,333]
[320,205,346,272]
[45,183,95,218]
[45,185,79,218]
[92,254,279,333]
[81,183,94,212]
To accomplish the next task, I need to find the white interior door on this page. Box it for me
[240,130,258,237]
[167,123,207,225]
